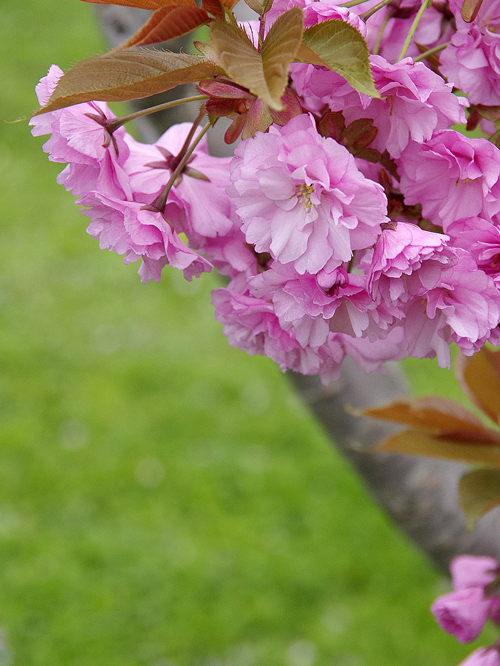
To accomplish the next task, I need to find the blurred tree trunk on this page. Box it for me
[94,5,500,573]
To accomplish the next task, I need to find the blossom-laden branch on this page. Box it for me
[27,0,500,384]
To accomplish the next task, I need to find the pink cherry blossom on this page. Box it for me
[292,56,466,159]
[80,193,212,283]
[229,114,388,275]
[451,556,500,591]
[351,0,453,63]
[431,587,491,643]
[440,0,500,106]
[266,0,366,35]
[459,647,500,666]
[124,124,234,244]
[30,65,131,199]
[211,280,329,375]
[399,131,500,231]
[367,222,457,304]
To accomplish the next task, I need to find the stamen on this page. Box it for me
[297,183,316,209]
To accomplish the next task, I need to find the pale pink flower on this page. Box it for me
[211,281,329,375]
[362,1,453,63]
[399,131,500,231]
[431,587,491,643]
[440,0,500,106]
[124,124,234,244]
[266,0,366,35]
[346,56,467,159]
[367,222,457,304]
[30,65,131,199]
[424,253,500,355]
[229,114,388,275]
[81,193,212,283]
[292,56,466,159]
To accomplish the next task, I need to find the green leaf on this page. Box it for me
[298,19,379,98]
[456,348,500,426]
[374,431,500,468]
[32,50,218,115]
[459,469,500,527]
[362,397,500,444]
[119,5,210,48]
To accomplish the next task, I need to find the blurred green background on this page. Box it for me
[0,2,490,664]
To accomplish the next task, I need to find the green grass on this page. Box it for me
[0,4,489,665]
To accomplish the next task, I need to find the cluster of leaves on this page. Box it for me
[361,347,500,529]
[34,0,379,141]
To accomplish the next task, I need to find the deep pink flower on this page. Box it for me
[249,263,378,347]
[229,114,388,275]
[399,131,500,231]
[431,587,491,643]
[424,253,500,355]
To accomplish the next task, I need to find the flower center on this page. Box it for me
[297,183,316,209]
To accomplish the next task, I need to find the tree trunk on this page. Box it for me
[93,5,500,573]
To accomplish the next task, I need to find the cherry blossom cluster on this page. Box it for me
[432,555,500,666]
[31,0,500,382]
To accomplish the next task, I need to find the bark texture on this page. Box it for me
[93,4,500,573]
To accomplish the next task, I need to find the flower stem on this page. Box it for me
[170,110,205,172]
[149,120,212,214]
[360,0,393,22]
[340,0,373,7]
[373,11,391,55]
[105,95,208,133]
[413,41,449,62]
[396,0,432,61]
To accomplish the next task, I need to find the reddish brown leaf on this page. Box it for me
[361,397,500,444]
[119,5,209,48]
[197,79,255,99]
[202,0,225,18]
[32,50,219,115]
[456,348,500,426]
[375,431,500,468]
[459,469,500,527]
[219,0,240,9]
